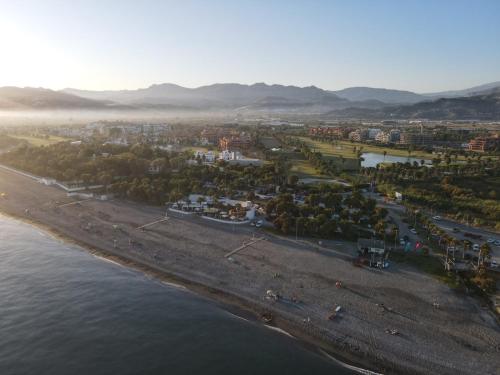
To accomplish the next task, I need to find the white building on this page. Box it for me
[194,150,216,163]
[367,128,382,139]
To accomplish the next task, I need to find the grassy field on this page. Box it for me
[290,159,325,178]
[298,137,436,159]
[8,134,69,147]
[296,137,361,171]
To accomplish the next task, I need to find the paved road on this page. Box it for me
[364,192,421,248]
[365,193,500,265]
[429,216,500,264]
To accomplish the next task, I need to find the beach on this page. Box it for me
[0,166,499,375]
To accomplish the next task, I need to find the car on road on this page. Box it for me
[400,239,406,245]
[472,244,480,252]
[495,240,500,246]
[432,216,441,221]
[487,238,495,243]
[491,260,498,268]
[255,220,263,228]
[410,228,418,235]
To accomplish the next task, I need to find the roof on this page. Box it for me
[357,238,385,249]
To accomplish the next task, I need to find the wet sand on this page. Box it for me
[0,166,499,375]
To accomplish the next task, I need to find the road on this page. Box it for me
[429,216,500,264]
[365,192,500,266]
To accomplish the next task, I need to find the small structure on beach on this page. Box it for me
[357,238,387,268]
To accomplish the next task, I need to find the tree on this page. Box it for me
[287,175,299,186]
[479,243,491,266]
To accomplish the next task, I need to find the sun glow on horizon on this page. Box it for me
[0,18,97,90]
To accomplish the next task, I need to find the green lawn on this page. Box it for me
[290,159,325,178]
[298,137,436,159]
[8,134,69,147]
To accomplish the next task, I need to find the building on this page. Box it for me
[389,129,401,143]
[219,150,262,166]
[468,136,500,152]
[399,132,434,146]
[367,128,382,139]
[357,238,387,268]
[375,129,401,144]
[309,127,350,139]
[348,129,369,142]
[375,131,390,143]
[219,133,252,151]
[194,150,216,163]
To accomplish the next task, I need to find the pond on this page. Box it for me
[361,152,431,168]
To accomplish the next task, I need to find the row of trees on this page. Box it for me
[265,190,386,240]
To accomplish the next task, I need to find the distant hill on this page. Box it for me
[332,87,425,104]
[326,92,500,120]
[64,83,350,111]
[3,81,500,117]
[0,87,120,110]
[423,81,500,99]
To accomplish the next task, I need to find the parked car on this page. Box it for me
[400,239,406,246]
[495,240,500,246]
[487,238,495,243]
[410,228,418,235]
[432,216,441,221]
[255,220,263,228]
[472,244,480,252]
[491,260,498,268]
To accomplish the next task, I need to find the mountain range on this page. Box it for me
[1,81,500,119]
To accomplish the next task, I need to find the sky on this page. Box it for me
[0,0,499,93]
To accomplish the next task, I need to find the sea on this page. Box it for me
[0,214,355,375]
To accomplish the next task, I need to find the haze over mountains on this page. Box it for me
[1,81,500,119]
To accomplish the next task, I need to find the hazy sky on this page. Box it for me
[1,0,499,93]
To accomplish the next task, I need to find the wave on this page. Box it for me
[264,325,295,339]
[319,349,382,375]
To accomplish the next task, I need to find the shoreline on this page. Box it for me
[1,165,499,375]
[0,210,383,375]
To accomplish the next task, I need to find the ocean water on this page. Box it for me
[0,215,354,375]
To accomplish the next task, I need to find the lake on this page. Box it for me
[361,152,431,168]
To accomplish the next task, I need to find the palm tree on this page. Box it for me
[479,243,491,267]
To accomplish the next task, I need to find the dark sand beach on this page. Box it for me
[0,166,499,375]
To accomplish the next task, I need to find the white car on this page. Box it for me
[400,239,406,246]
[410,228,418,234]
[255,220,263,228]
[432,216,441,221]
[487,238,495,243]
[472,244,480,252]
[495,240,500,246]
[491,260,498,268]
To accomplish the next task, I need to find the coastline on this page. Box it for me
[1,165,499,375]
[0,211,382,375]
